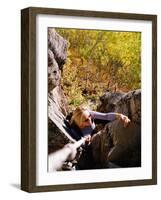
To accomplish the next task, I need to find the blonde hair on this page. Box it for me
[70,106,89,127]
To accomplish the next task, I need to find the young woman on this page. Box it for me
[70,106,130,141]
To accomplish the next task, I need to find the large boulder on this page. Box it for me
[48,29,74,154]
[48,91,75,153]
[98,89,141,124]
[97,89,141,167]
[48,28,67,69]
[98,91,125,113]
[107,121,141,167]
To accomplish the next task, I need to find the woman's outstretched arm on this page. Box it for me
[89,110,130,127]
[89,110,117,121]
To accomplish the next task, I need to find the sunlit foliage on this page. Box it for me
[56,28,141,110]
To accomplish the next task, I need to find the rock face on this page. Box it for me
[98,89,141,124]
[98,91,125,113]
[48,28,75,154]
[48,28,67,70]
[96,89,141,167]
[48,49,61,91]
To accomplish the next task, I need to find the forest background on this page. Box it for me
[56,28,141,111]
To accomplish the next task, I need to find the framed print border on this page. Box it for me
[21,7,157,192]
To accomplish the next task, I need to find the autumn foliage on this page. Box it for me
[56,28,141,110]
